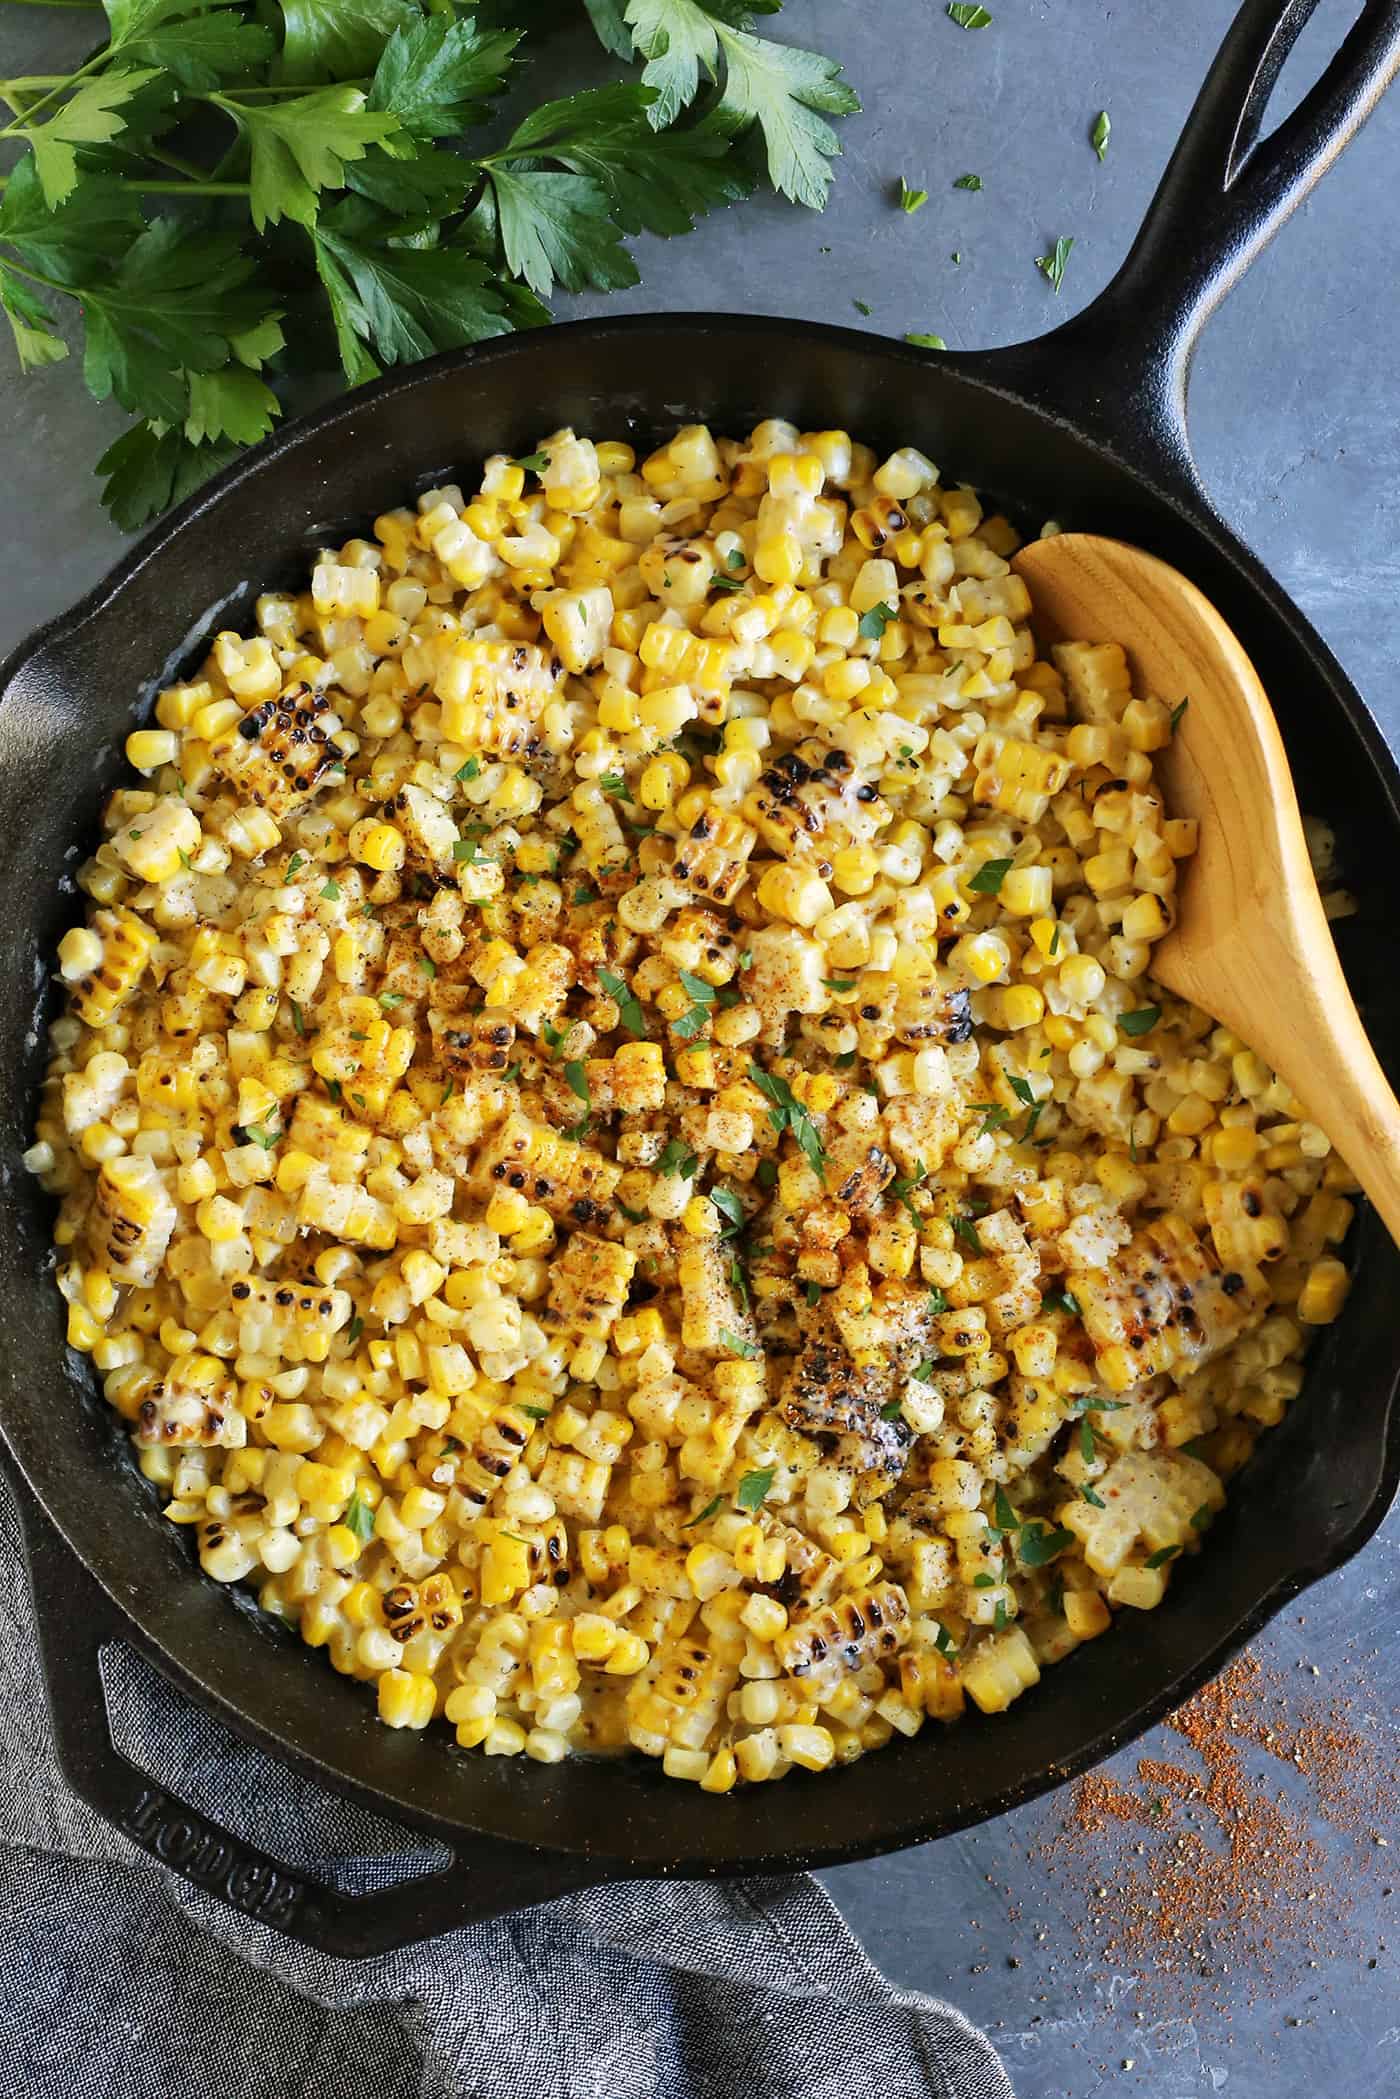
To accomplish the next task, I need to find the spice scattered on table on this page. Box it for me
[1033,1649,1398,2016]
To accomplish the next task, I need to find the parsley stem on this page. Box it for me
[0,47,107,134]
[129,179,253,196]
[0,1,104,9]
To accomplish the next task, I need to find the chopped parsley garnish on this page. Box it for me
[1017,1521,1077,1567]
[994,1598,1010,1631]
[972,1572,996,1589]
[947,1,992,23]
[973,1101,1011,1133]
[343,1493,374,1545]
[672,967,718,1040]
[1144,1545,1180,1569]
[540,1020,564,1052]
[933,1620,958,1657]
[749,1063,826,1177]
[378,992,403,1009]
[890,1161,927,1226]
[564,1059,590,1104]
[289,1000,306,1037]
[804,1280,822,1306]
[573,884,598,906]
[853,297,872,315]
[1091,110,1111,161]
[514,452,551,473]
[597,967,647,1040]
[325,1079,342,1103]
[320,879,340,901]
[899,176,928,214]
[927,1286,948,1316]
[1036,235,1075,294]
[418,955,437,978]
[1190,1504,1214,1532]
[682,1495,725,1529]
[880,1399,905,1421]
[286,854,304,877]
[1120,1005,1161,1037]
[709,574,745,594]
[967,856,1013,895]
[1080,1484,1106,1508]
[719,1329,761,1360]
[456,757,481,782]
[905,332,948,350]
[243,1120,281,1151]
[1049,922,1062,956]
[833,1050,857,1070]
[599,771,632,800]
[823,977,857,993]
[346,1315,364,1347]
[736,1466,776,1512]
[1041,1287,1083,1318]
[518,1403,552,1420]
[993,1486,1019,1534]
[176,848,193,871]
[711,1188,746,1236]
[857,599,898,642]
[952,1212,984,1255]
[911,1357,938,1383]
[656,1138,698,1180]
[953,172,983,190]
[1170,698,1190,734]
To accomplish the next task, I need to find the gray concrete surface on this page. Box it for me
[2,3,1398,2094]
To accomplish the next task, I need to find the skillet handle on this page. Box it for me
[13,1480,610,1957]
[960,0,1400,487]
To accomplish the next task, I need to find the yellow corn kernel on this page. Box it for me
[378,1668,436,1729]
[1297,1256,1349,1326]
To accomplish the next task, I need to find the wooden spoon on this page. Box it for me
[1010,532,1400,1244]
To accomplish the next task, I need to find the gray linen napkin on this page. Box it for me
[0,1470,1013,2099]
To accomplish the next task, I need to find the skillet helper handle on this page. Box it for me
[963,0,1400,480]
[15,1483,606,1956]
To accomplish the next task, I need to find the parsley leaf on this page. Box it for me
[1035,235,1075,294]
[947,2,993,24]
[564,1058,590,1104]
[736,1464,776,1512]
[905,331,947,350]
[621,12,860,209]
[682,1494,725,1528]
[1119,1005,1162,1037]
[967,856,1012,896]
[1170,698,1189,734]
[857,600,898,642]
[748,1062,825,1177]
[1091,110,1111,161]
[1041,1287,1083,1318]
[1017,1522,1076,1567]
[711,1188,746,1236]
[222,87,400,234]
[314,221,525,371]
[898,176,928,214]
[1144,1545,1180,1570]
[953,171,983,190]
[26,68,161,209]
[719,1328,761,1360]
[657,1136,698,1178]
[117,16,275,95]
[342,1490,376,1544]
[598,966,647,1039]
[367,16,519,140]
[952,1212,984,1255]
[280,0,418,82]
[485,167,637,298]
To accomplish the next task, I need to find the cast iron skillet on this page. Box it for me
[2,0,1399,1957]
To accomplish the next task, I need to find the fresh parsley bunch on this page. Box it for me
[0,0,859,528]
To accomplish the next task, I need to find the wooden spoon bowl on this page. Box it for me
[1011,532,1400,1243]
